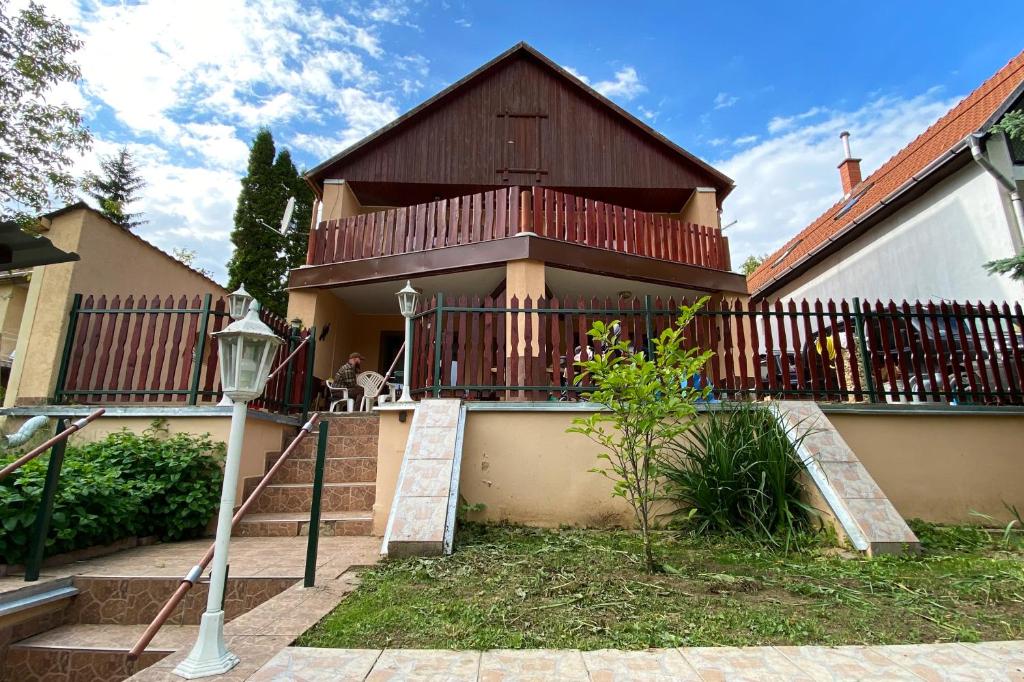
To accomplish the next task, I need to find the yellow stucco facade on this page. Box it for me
[4,207,226,407]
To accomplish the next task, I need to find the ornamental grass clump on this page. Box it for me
[568,298,713,573]
[662,401,812,546]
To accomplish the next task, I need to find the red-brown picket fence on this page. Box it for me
[54,293,313,414]
[410,295,1024,405]
[306,187,729,270]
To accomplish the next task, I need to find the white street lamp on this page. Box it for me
[396,281,421,403]
[226,285,252,321]
[174,300,282,679]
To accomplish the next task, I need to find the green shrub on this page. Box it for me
[661,401,812,546]
[0,421,223,564]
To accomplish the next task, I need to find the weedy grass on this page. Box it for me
[298,522,1024,650]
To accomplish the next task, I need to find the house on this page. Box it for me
[747,49,1024,303]
[287,42,748,386]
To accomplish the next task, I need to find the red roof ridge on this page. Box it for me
[748,49,1024,295]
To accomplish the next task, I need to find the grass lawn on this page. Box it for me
[297,522,1024,650]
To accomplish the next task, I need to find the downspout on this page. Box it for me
[2,415,50,449]
[968,134,1024,245]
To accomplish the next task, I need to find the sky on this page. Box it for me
[30,0,1024,283]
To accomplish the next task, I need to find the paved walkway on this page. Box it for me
[246,641,1024,681]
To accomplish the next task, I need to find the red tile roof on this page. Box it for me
[748,49,1024,297]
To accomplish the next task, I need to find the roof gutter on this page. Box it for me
[968,133,1024,244]
[754,140,970,299]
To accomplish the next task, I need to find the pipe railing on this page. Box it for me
[127,412,320,661]
[267,334,311,382]
[380,341,405,390]
[0,408,105,481]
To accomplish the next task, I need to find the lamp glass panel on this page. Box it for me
[238,338,264,392]
[219,336,238,392]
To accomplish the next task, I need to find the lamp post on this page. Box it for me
[174,301,282,679]
[396,281,421,403]
[218,286,254,406]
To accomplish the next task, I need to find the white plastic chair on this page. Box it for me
[325,378,354,413]
[356,371,387,411]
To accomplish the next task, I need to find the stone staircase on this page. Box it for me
[234,414,379,538]
[1,574,293,680]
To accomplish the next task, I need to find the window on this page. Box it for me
[833,183,873,220]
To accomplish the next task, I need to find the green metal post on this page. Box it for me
[643,295,655,359]
[304,420,329,588]
[53,295,83,403]
[25,419,69,581]
[283,327,297,412]
[433,292,445,397]
[852,297,875,403]
[300,328,316,421]
[187,294,213,405]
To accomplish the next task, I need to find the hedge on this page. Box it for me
[0,420,224,565]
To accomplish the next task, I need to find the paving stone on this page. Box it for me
[583,648,701,681]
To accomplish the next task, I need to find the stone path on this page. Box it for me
[247,641,1024,681]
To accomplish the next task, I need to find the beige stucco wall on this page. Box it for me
[827,411,1024,524]
[5,208,226,406]
[0,277,28,361]
[676,188,720,228]
[375,406,1024,531]
[286,290,404,379]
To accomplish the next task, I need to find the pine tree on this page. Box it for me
[227,130,316,316]
[82,146,146,229]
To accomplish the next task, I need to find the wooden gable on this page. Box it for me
[308,44,732,208]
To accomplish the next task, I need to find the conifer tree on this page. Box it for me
[272,149,314,270]
[82,146,146,229]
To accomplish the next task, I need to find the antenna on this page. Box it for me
[254,196,296,237]
[279,197,295,234]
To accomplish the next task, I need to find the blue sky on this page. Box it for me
[39,0,1024,282]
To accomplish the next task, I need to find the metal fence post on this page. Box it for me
[283,327,297,412]
[852,297,875,403]
[300,328,316,421]
[187,294,213,406]
[433,292,444,398]
[643,294,655,358]
[303,420,330,588]
[24,419,69,582]
[53,295,83,404]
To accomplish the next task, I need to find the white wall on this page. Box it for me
[774,163,1024,304]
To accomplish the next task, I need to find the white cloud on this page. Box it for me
[565,65,646,101]
[714,92,739,109]
[592,67,646,100]
[733,134,759,146]
[40,0,421,284]
[455,18,472,28]
[717,90,961,271]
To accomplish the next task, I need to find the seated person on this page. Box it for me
[332,352,365,403]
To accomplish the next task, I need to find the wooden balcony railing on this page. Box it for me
[305,187,730,270]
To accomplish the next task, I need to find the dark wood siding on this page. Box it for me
[321,54,717,191]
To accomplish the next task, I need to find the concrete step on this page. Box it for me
[267,456,378,484]
[250,482,376,514]
[234,511,374,538]
[4,622,198,680]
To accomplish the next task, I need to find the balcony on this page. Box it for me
[304,187,731,272]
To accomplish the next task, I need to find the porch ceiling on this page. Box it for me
[326,265,713,315]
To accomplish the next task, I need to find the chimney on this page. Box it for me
[837,131,862,196]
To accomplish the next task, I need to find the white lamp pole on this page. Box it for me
[175,301,282,679]
[396,281,421,403]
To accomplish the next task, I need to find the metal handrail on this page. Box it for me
[267,334,311,381]
[127,412,320,661]
[380,341,405,388]
[0,408,105,481]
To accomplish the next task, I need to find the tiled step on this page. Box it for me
[289,433,379,459]
[233,511,373,538]
[65,575,295,625]
[268,456,377,484]
[4,623,198,681]
[250,482,376,514]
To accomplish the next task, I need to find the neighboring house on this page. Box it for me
[287,42,747,382]
[0,269,31,388]
[748,49,1024,303]
[3,203,227,407]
